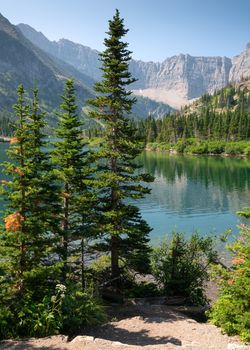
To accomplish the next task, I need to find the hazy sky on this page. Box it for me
[1,0,249,62]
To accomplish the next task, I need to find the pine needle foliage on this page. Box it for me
[52,79,97,285]
[0,85,60,299]
[88,10,153,286]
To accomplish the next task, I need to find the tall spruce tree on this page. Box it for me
[0,85,60,299]
[52,79,96,286]
[88,10,153,287]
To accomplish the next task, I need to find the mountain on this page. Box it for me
[18,23,250,110]
[183,77,250,115]
[130,48,250,109]
[0,13,92,117]
[16,22,174,118]
[18,23,101,81]
[0,18,174,123]
[130,55,232,109]
[229,43,250,82]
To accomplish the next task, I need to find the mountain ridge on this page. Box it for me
[0,12,174,129]
[0,13,93,115]
[18,22,250,109]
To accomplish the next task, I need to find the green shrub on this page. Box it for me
[224,143,245,155]
[174,139,187,153]
[244,145,250,156]
[61,285,106,334]
[207,141,225,154]
[0,283,105,339]
[208,212,250,341]
[151,232,217,305]
[146,142,158,151]
[186,143,208,154]
[125,282,162,298]
[157,143,171,151]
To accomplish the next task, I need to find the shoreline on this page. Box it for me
[0,137,10,143]
[145,147,250,158]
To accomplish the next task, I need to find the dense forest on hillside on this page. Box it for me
[138,83,250,144]
[88,82,250,154]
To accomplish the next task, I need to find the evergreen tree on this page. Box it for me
[0,85,60,299]
[88,10,152,287]
[52,79,95,286]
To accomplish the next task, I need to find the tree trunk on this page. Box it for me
[81,238,85,291]
[62,182,69,282]
[111,234,120,289]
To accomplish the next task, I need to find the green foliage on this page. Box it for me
[0,85,60,295]
[88,10,153,285]
[136,83,250,148]
[145,138,250,156]
[151,232,217,305]
[208,214,250,341]
[52,79,97,285]
[0,283,105,339]
[0,110,14,136]
[206,141,226,154]
[61,285,106,333]
[125,282,162,298]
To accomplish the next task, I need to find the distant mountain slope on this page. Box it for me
[0,12,174,128]
[183,77,250,115]
[18,23,250,110]
[17,22,174,117]
[0,13,93,116]
[18,23,101,81]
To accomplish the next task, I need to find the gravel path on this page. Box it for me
[1,304,249,350]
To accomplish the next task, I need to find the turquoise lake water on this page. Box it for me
[136,152,249,243]
[0,143,249,243]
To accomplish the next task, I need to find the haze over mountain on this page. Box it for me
[0,14,94,117]
[18,23,250,110]
[0,13,173,125]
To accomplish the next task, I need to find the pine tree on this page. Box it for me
[88,10,152,287]
[0,85,60,298]
[52,79,96,286]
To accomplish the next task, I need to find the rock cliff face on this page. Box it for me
[130,55,231,98]
[229,43,250,82]
[18,23,250,109]
[129,55,232,108]
[0,17,173,120]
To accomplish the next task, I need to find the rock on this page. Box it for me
[227,343,250,350]
[229,44,250,82]
[112,341,127,346]
[17,22,250,110]
[71,335,94,343]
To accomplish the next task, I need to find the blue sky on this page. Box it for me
[1,0,249,62]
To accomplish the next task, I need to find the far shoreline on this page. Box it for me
[145,148,250,158]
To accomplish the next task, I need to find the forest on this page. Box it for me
[0,10,249,343]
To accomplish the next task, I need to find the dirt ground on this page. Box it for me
[1,303,249,350]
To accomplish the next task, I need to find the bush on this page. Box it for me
[61,285,106,334]
[125,282,162,298]
[151,232,217,305]
[0,283,105,339]
[244,145,250,156]
[186,143,208,154]
[174,139,188,153]
[208,211,250,341]
[207,141,225,154]
[224,143,245,155]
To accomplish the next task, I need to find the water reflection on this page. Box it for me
[0,144,249,241]
[136,152,250,241]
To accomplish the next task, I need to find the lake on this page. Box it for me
[0,143,249,243]
[136,152,250,243]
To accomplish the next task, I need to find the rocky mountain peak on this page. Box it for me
[17,22,250,110]
[246,42,250,50]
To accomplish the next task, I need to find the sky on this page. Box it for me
[0,0,250,62]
